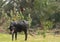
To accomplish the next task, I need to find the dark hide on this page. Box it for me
[9,20,29,41]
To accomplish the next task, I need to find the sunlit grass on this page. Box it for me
[0,33,60,42]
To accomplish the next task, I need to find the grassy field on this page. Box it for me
[0,33,60,42]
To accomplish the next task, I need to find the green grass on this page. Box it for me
[0,33,60,42]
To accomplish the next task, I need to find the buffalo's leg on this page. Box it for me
[15,32,17,40]
[12,33,14,41]
[12,29,15,41]
[24,29,27,41]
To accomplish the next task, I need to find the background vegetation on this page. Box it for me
[0,0,60,41]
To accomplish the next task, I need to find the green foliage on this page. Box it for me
[20,11,24,20]
[27,14,32,27]
[0,0,60,35]
[43,21,53,29]
[10,10,24,21]
[42,31,46,38]
[41,20,53,38]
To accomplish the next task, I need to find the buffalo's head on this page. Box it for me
[8,22,16,34]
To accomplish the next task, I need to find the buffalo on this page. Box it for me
[8,20,29,41]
